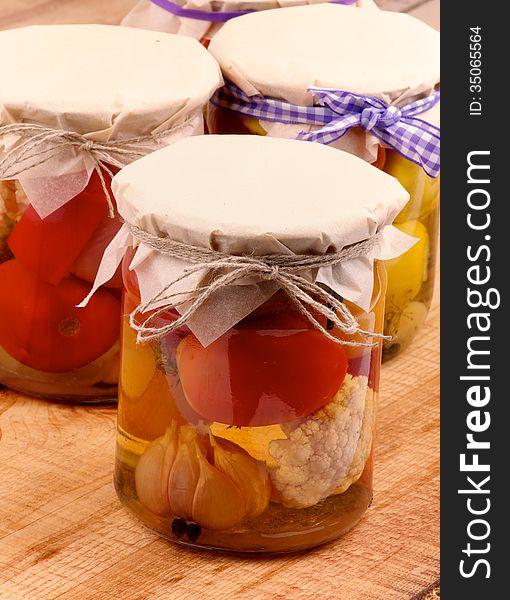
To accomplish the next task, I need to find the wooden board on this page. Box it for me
[0,293,440,600]
[0,0,137,28]
[0,2,440,599]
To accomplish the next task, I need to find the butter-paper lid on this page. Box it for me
[114,134,409,254]
[82,135,413,344]
[0,24,223,138]
[122,0,377,41]
[209,4,440,106]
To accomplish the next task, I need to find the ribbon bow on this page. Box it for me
[211,84,441,177]
[299,88,440,177]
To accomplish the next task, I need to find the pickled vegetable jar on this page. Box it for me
[121,0,376,47]
[97,135,413,552]
[0,25,222,401]
[207,4,440,359]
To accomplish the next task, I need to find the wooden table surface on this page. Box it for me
[0,1,440,599]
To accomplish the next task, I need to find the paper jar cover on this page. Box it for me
[122,0,377,42]
[208,4,440,162]
[0,25,223,217]
[87,135,414,346]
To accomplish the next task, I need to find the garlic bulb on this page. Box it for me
[134,424,272,530]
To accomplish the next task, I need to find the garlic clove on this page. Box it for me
[167,428,202,520]
[135,422,178,516]
[179,424,211,456]
[211,436,271,519]
[162,421,180,483]
[192,449,246,530]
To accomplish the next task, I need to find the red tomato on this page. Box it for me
[208,105,253,135]
[8,170,112,285]
[176,312,348,426]
[0,260,120,373]
[70,213,123,287]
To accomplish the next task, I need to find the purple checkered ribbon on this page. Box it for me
[150,0,356,23]
[211,83,441,177]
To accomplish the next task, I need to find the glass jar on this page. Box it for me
[115,256,386,552]
[207,4,440,360]
[0,24,222,400]
[99,134,411,552]
[380,150,440,360]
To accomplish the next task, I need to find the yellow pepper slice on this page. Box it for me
[120,317,156,399]
[385,220,429,312]
[240,115,268,136]
[383,151,439,223]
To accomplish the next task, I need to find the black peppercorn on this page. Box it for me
[186,522,202,543]
[171,518,187,539]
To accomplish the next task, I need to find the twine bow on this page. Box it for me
[127,224,389,347]
[0,120,193,217]
[210,84,441,177]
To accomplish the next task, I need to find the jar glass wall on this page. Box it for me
[380,149,439,360]
[207,103,439,360]
[115,255,386,553]
[0,174,121,401]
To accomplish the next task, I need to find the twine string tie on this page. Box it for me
[126,223,389,348]
[0,119,194,217]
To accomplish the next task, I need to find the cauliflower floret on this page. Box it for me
[333,386,376,496]
[268,375,374,508]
